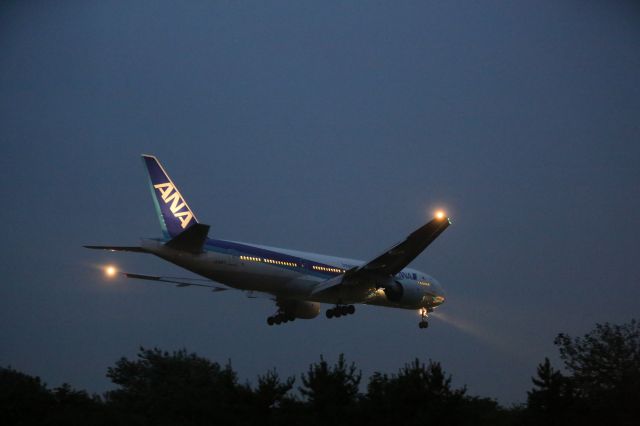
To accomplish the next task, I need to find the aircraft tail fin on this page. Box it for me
[141,154,199,238]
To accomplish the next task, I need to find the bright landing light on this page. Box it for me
[104,265,117,278]
[435,210,446,220]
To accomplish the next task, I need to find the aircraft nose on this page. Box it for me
[429,277,445,297]
[431,279,446,306]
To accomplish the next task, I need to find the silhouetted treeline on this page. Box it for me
[523,320,640,426]
[2,319,639,426]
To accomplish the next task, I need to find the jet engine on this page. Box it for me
[383,281,424,308]
[279,300,320,319]
[383,280,404,302]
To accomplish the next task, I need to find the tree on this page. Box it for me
[526,357,574,425]
[0,367,52,426]
[299,354,361,425]
[254,369,295,410]
[525,320,640,426]
[48,383,109,426]
[105,347,252,426]
[554,320,640,425]
[363,359,474,426]
[250,369,295,425]
[0,368,108,426]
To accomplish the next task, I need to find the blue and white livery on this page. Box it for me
[86,155,451,328]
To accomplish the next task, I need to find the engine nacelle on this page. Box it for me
[383,280,425,308]
[383,280,404,302]
[279,300,320,319]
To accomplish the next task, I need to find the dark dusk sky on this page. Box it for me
[1,1,639,404]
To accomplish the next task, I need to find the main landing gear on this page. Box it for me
[326,304,355,319]
[419,308,429,329]
[267,310,295,326]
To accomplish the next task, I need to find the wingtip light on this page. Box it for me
[435,210,446,220]
[104,265,118,278]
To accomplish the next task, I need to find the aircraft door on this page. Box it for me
[227,249,239,266]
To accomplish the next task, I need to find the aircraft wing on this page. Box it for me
[353,215,451,277]
[311,215,450,296]
[110,271,278,300]
[115,271,228,292]
[309,274,344,295]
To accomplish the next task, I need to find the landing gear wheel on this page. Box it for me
[326,305,355,319]
[268,305,297,326]
[418,308,429,329]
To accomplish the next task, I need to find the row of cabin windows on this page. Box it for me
[239,255,296,268]
[239,255,261,262]
[264,258,297,267]
[312,265,345,274]
[239,255,344,273]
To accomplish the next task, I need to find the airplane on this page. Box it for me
[85,155,451,329]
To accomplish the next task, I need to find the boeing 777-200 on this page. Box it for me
[86,155,451,328]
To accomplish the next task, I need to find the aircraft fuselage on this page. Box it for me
[141,237,446,311]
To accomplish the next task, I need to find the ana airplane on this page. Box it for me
[86,155,451,328]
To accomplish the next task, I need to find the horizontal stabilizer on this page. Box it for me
[165,223,210,253]
[83,245,146,253]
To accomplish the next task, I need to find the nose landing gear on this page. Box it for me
[326,304,355,319]
[418,308,429,329]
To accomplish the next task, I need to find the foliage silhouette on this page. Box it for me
[1,367,52,425]
[252,369,296,426]
[299,354,361,426]
[526,357,574,425]
[2,319,639,426]
[106,347,252,426]
[363,359,510,426]
[0,367,108,426]
[526,319,640,426]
